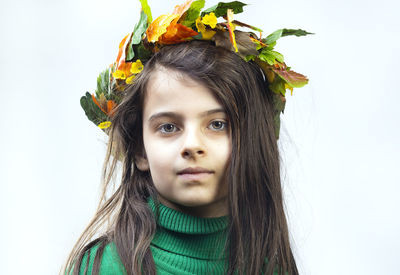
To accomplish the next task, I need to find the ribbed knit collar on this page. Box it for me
[147,197,229,260]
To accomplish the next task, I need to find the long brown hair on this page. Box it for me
[62,40,298,275]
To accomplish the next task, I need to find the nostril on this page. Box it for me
[182,149,205,158]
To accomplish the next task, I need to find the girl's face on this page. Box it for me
[138,68,231,218]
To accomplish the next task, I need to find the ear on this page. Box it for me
[135,154,150,171]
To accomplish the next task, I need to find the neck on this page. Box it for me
[157,194,228,218]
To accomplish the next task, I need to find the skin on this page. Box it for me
[137,68,231,218]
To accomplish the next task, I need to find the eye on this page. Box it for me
[158,123,178,134]
[208,120,227,131]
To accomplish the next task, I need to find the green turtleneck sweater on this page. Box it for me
[77,197,229,274]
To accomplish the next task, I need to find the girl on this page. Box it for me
[64,1,310,274]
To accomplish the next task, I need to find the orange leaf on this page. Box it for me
[146,14,179,42]
[107,100,117,116]
[92,94,107,114]
[226,9,238,52]
[115,34,130,66]
[159,23,199,44]
[171,0,194,25]
[117,61,132,76]
[146,0,194,43]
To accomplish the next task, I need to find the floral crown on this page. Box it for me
[80,0,312,138]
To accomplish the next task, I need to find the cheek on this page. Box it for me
[144,138,177,175]
[210,135,232,167]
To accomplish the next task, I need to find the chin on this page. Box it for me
[176,197,213,208]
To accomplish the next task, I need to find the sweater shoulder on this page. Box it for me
[72,242,126,275]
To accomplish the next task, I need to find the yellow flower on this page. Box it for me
[130,59,144,74]
[201,12,217,28]
[126,75,135,84]
[196,17,216,40]
[98,121,112,129]
[112,70,126,80]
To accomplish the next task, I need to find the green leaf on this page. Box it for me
[139,0,152,23]
[127,11,148,61]
[263,29,283,45]
[259,49,284,65]
[258,51,275,65]
[80,92,108,127]
[272,92,286,139]
[269,77,286,96]
[263,28,313,44]
[201,1,246,18]
[134,41,152,61]
[266,41,276,50]
[281,28,314,37]
[95,68,111,98]
[180,0,205,27]
[244,55,255,62]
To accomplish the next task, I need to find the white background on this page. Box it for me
[1,0,399,274]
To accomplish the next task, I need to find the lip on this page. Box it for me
[177,167,214,175]
[177,167,214,182]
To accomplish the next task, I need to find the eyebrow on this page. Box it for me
[148,108,226,123]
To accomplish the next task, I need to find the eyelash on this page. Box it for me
[157,120,228,134]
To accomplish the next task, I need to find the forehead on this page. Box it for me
[143,69,223,118]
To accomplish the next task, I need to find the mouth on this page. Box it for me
[177,167,214,181]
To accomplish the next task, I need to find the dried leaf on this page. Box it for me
[212,29,234,51]
[235,31,258,57]
[272,65,309,88]
[231,19,262,33]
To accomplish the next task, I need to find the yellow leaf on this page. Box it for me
[98,121,112,129]
[285,83,294,96]
[201,12,217,28]
[226,9,238,52]
[130,60,144,74]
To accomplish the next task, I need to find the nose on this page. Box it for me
[180,125,206,159]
